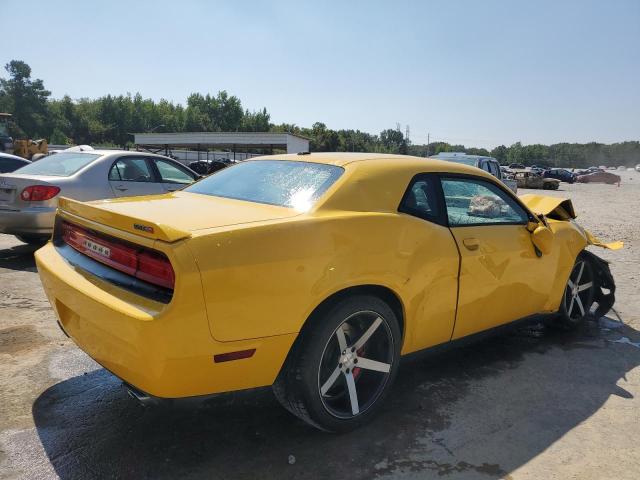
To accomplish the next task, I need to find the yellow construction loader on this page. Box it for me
[13,138,48,160]
[0,113,48,159]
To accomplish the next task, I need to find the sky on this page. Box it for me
[2,0,639,149]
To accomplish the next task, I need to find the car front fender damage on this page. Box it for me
[583,228,624,251]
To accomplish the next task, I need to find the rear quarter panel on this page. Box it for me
[188,211,460,354]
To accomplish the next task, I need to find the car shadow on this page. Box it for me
[32,315,640,479]
[0,242,38,272]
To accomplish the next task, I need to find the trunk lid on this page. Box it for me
[59,191,299,242]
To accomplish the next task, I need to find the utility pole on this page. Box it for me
[426,132,430,157]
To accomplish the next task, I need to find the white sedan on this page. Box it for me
[0,150,200,245]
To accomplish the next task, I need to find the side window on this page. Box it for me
[399,175,442,223]
[480,161,491,173]
[155,159,195,184]
[1,159,22,172]
[441,177,528,226]
[109,158,153,183]
[488,161,500,178]
[108,162,121,181]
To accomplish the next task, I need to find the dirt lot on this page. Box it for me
[1,173,639,480]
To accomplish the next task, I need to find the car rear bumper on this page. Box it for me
[35,242,296,398]
[0,206,55,236]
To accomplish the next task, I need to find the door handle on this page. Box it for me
[463,238,480,250]
[115,186,128,192]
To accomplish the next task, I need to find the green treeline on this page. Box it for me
[1,60,638,167]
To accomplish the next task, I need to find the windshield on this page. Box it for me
[14,152,100,177]
[185,160,344,211]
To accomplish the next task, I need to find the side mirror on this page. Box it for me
[531,225,553,255]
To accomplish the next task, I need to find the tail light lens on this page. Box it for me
[21,185,61,201]
[61,221,175,290]
[137,251,175,289]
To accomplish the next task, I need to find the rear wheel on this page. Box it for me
[273,294,401,432]
[15,234,49,246]
[553,253,595,329]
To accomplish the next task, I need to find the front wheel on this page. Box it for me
[554,253,596,329]
[273,294,401,432]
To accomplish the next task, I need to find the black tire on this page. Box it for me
[15,234,49,246]
[273,294,401,432]
[550,252,596,330]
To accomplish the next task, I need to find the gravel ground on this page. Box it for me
[0,172,639,480]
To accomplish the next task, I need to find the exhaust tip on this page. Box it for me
[123,383,157,406]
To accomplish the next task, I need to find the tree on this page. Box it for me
[466,147,491,156]
[380,128,407,154]
[241,107,270,131]
[0,60,51,138]
[2,60,639,166]
[506,142,523,164]
[309,122,339,151]
[490,145,508,163]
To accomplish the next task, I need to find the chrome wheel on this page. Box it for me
[564,259,594,320]
[317,311,394,418]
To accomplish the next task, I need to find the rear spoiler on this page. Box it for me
[57,197,191,243]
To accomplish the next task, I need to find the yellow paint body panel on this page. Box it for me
[519,194,576,219]
[35,237,296,398]
[35,153,619,399]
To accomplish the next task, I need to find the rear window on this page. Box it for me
[14,152,100,177]
[185,160,344,211]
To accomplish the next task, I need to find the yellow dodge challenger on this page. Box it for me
[35,153,621,431]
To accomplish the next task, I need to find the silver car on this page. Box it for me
[0,150,199,245]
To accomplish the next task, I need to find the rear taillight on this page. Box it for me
[61,221,175,290]
[137,251,175,289]
[21,185,61,201]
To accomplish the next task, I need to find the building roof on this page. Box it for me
[133,131,309,149]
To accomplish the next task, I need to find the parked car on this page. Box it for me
[577,171,621,185]
[0,150,200,245]
[188,160,229,175]
[430,153,517,193]
[509,163,525,170]
[515,171,560,190]
[35,153,620,432]
[544,168,577,183]
[575,167,603,176]
[0,152,30,173]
